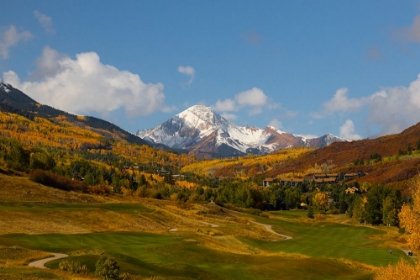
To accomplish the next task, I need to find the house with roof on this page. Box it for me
[262,178,275,187]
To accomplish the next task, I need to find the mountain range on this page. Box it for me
[0,82,147,146]
[0,82,344,159]
[137,105,343,158]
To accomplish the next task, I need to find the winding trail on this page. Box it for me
[250,221,293,240]
[28,253,68,269]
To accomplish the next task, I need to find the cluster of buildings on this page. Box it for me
[263,172,365,188]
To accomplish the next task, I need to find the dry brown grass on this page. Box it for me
[0,246,51,267]
[0,173,107,203]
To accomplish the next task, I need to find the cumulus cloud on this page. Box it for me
[236,87,268,106]
[339,119,361,140]
[211,87,269,116]
[323,88,366,114]
[0,25,32,59]
[319,74,420,136]
[178,65,195,85]
[2,46,168,117]
[213,98,237,112]
[34,10,55,34]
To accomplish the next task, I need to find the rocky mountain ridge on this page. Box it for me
[137,105,344,158]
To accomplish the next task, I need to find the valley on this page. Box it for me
[0,174,409,280]
[0,83,419,279]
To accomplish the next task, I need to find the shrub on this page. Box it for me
[87,184,112,195]
[29,169,86,192]
[59,260,89,275]
[307,207,314,219]
[95,255,120,280]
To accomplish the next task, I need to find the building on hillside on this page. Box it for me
[262,178,274,187]
[313,173,339,180]
[279,177,305,187]
[313,177,337,185]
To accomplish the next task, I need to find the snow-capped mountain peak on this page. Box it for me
[136,105,343,158]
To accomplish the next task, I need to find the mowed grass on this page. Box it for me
[244,211,410,267]
[0,202,152,213]
[2,231,374,280]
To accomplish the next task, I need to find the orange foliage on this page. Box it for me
[399,180,420,251]
[374,259,420,280]
[374,179,420,279]
[0,111,196,171]
[175,180,199,190]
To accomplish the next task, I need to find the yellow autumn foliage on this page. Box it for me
[175,180,199,189]
[374,259,420,280]
[374,179,420,279]
[399,181,420,251]
[181,147,313,177]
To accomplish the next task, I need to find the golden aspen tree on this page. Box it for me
[374,181,420,279]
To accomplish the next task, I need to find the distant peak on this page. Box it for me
[185,104,212,112]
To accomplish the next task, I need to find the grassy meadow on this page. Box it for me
[0,174,412,279]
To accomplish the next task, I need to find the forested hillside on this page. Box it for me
[0,83,148,146]
[1,82,420,230]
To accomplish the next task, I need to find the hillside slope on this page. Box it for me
[0,82,147,146]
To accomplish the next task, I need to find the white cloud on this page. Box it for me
[34,10,55,34]
[212,87,269,116]
[178,65,195,85]
[268,118,282,129]
[212,98,237,112]
[235,87,267,106]
[323,88,365,114]
[340,119,361,140]
[367,75,420,135]
[319,74,420,136]
[0,25,32,59]
[3,46,168,117]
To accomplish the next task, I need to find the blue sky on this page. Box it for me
[1,1,420,140]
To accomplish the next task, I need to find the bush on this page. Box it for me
[29,169,86,192]
[95,255,120,280]
[59,260,89,275]
[307,207,314,219]
[87,184,112,195]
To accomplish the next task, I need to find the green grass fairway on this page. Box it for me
[2,231,374,280]
[0,205,408,279]
[244,212,410,267]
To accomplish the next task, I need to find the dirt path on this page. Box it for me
[401,249,416,258]
[250,221,293,240]
[28,253,68,269]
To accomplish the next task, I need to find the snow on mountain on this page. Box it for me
[136,105,344,158]
[0,82,11,93]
